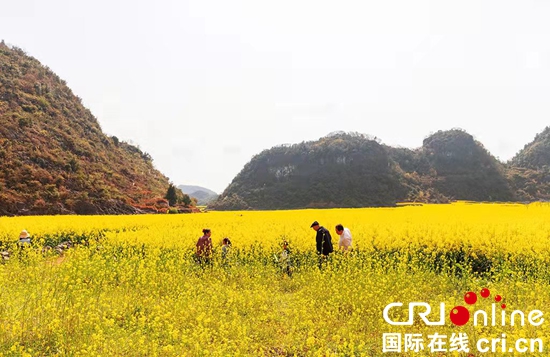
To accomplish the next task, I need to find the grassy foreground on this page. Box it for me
[1,203,550,356]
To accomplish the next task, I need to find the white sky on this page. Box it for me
[1,0,550,193]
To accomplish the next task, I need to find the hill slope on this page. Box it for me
[398,129,514,201]
[213,129,522,210]
[0,42,171,215]
[212,133,410,210]
[510,127,550,169]
[507,127,550,201]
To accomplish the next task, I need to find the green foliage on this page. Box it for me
[181,194,191,206]
[18,116,31,128]
[165,184,178,206]
[65,157,79,173]
[164,184,192,207]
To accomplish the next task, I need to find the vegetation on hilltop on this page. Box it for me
[214,133,409,210]
[213,128,550,210]
[0,42,188,215]
[407,129,513,202]
[507,126,550,201]
[510,127,550,169]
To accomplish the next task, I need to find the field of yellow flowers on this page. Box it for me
[1,202,550,356]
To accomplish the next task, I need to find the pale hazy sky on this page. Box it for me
[1,0,550,193]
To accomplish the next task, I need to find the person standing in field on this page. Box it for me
[335,224,352,251]
[310,221,333,268]
[221,237,231,259]
[279,240,292,277]
[220,237,232,268]
[18,230,32,246]
[196,228,213,265]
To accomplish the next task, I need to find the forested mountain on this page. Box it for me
[213,128,550,210]
[0,42,173,215]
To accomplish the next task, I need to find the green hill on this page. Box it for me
[212,133,410,210]
[508,127,550,201]
[416,129,513,201]
[510,127,550,169]
[212,129,526,210]
[0,42,172,215]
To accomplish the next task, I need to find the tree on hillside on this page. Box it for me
[165,184,177,206]
[182,194,192,206]
[165,184,194,207]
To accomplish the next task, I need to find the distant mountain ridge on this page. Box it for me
[178,185,217,196]
[0,42,173,215]
[211,128,550,210]
[178,185,218,205]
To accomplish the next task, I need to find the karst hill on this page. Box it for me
[213,129,549,210]
[0,42,172,215]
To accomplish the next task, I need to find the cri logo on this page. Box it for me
[450,288,504,326]
[383,288,544,327]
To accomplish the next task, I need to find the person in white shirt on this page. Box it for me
[335,224,352,251]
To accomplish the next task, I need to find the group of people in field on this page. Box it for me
[195,228,232,264]
[194,221,352,276]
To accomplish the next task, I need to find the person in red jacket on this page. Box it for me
[196,228,213,265]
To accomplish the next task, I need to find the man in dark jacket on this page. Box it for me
[311,221,334,257]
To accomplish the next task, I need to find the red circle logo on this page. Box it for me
[450,306,470,326]
[464,292,477,305]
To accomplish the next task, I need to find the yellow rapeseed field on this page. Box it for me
[0,202,549,356]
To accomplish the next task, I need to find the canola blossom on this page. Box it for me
[0,202,549,356]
